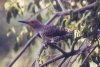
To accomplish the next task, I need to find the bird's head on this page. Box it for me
[19,20,43,32]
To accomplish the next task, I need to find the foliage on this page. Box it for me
[5,0,100,67]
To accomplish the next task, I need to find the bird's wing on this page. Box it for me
[43,25,67,37]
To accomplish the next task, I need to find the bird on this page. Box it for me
[19,20,72,42]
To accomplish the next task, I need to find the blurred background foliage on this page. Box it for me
[0,0,99,67]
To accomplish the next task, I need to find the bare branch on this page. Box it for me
[67,38,91,67]
[47,42,66,54]
[57,0,65,11]
[67,54,80,67]
[55,2,97,16]
[31,44,45,67]
[66,56,72,67]
[71,36,82,52]
[81,45,97,66]
[40,50,79,67]
[58,57,67,67]
[40,54,64,67]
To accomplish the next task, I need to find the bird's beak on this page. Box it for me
[18,21,28,24]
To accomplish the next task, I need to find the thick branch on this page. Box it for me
[47,42,66,54]
[55,2,97,16]
[40,50,78,67]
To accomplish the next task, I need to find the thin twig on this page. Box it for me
[67,52,82,67]
[66,56,72,67]
[81,45,97,66]
[58,57,67,67]
[40,54,64,67]
[71,36,82,52]
[46,14,57,25]
[57,0,65,11]
[49,0,56,13]
[31,45,45,67]
[67,38,90,67]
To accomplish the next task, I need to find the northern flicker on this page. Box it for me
[19,20,71,41]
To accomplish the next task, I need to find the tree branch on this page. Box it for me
[31,44,45,67]
[81,45,97,66]
[67,39,91,67]
[57,0,65,11]
[55,2,97,16]
[58,57,67,67]
[47,42,66,54]
[40,50,79,67]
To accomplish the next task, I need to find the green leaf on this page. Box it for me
[28,2,33,10]
[11,7,18,18]
[32,7,35,13]
[17,2,21,9]
[6,11,12,23]
[14,42,19,52]
[37,14,42,22]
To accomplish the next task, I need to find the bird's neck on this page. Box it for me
[31,24,44,33]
